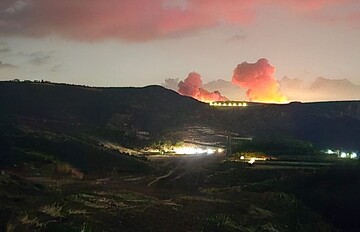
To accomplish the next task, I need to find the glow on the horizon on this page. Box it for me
[173,146,217,155]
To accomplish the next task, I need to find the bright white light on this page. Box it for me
[209,102,249,107]
[248,158,256,164]
[326,149,335,154]
[174,147,198,155]
[350,152,357,159]
[217,148,224,153]
[240,156,245,160]
[173,146,217,155]
[340,152,347,158]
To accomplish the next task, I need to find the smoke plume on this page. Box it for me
[178,72,228,102]
[162,78,179,91]
[232,58,287,103]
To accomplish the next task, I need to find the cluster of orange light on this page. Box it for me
[209,102,248,107]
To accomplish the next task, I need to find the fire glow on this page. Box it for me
[174,58,288,104]
[232,59,288,104]
[178,72,228,103]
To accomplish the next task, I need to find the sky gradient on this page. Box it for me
[0,0,359,93]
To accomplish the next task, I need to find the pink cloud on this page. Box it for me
[0,0,356,42]
[0,0,253,41]
[346,11,360,26]
[178,72,228,102]
[232,58,287,103]
[272,0,347,12]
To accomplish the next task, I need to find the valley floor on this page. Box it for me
[2,154,359,232]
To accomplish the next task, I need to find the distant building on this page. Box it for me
[324,149,358,159]
[209,101,248,107]
[136,131,150,140]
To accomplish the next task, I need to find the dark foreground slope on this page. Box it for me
[0,81,204,173]
[1,81,360,232]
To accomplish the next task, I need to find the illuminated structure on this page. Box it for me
[324,149,358,159]
[209,101,248,107]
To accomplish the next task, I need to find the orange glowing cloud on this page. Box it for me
[178,72,228,102]
[232,58,287,103]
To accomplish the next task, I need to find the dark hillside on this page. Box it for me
[208,101,360,150]
[0,82,204,131]
[1,81,360,232]
[1,81,360,158]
